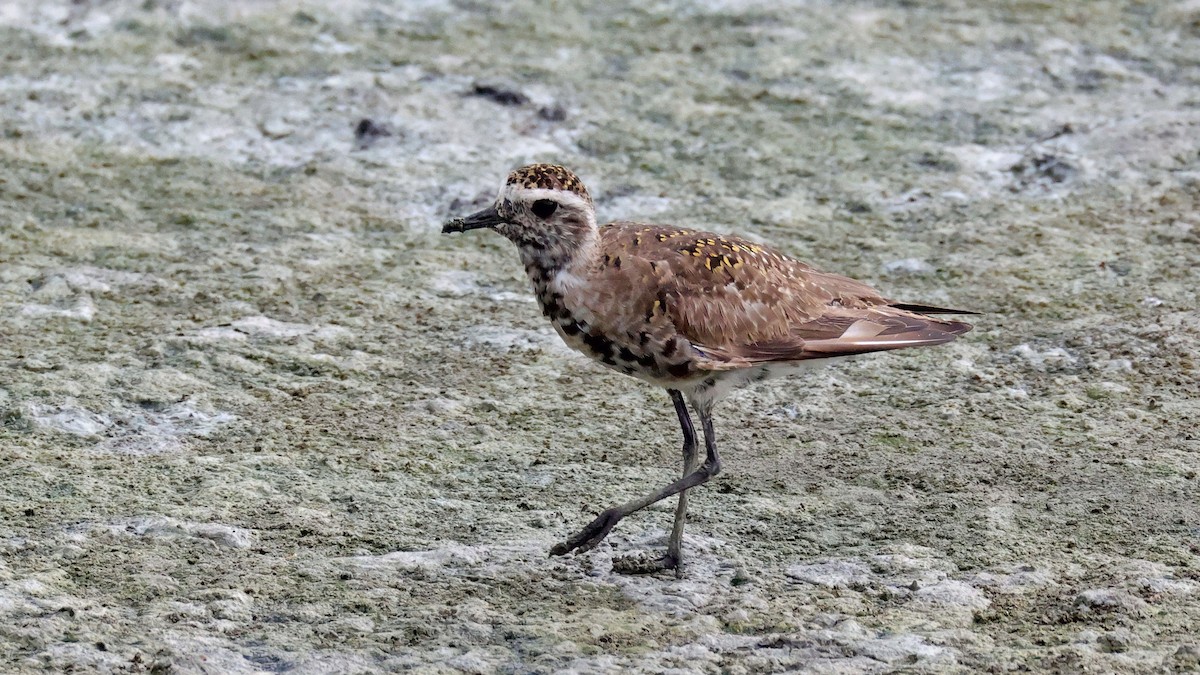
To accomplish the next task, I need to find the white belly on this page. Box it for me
[681,360,830,409]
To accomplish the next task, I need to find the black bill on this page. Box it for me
[443,205,505,234]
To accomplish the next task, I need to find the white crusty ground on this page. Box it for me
[1,1,1198,673]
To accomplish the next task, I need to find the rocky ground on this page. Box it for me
[1,1,1199,673]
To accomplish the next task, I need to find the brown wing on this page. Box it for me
[695,308,972,365]
[591,223,972,370]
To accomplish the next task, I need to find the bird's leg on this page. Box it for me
[551,394,722,561]
[667,391,701,574]
[612,390,698,575]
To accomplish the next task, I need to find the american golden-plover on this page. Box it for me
[444,164,973,575]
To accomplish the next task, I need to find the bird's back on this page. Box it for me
[569,222,970,373]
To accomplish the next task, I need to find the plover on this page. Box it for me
[443,164,973,574]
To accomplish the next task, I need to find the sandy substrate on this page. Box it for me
[1,1,1198,672]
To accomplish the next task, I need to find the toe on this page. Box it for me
[550,508,624,557]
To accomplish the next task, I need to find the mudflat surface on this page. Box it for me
[1,1,1198,673]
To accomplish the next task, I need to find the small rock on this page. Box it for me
[20,359,56,373]
[913,580,990,610]
[30,275,73,300]
[1011,344,1078,371]
[1170,645,1200,669]
[110,516,255,549]
[1074,588,1149,618]
[786,559,872,589]
[731,567,753,587]
[208,596,253,622]
[1098,628,1137,653]
[446,649,492,675]
[20,296,96,322]
[29,404,111,436]
[538,105,567,121]
[321,616,376,635]
[353,118,393,150]
[470,83,528,106]
[127,369,209,406]
[1101,259,1133,276]
[914,152,960,172]
[1010,153,1076,185]
[230,315,317,338]
[853,633,948,665]
[408,398,463,415]
[1100,359,1133,373]
[259,117,294,139]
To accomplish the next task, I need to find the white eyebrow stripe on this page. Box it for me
[497,185,592,210]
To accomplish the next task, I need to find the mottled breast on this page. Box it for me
[526,260,703,384]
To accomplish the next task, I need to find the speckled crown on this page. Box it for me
[506,164,592,204]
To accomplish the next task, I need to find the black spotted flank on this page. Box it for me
[666,362,691,378]
[661,339,677,358]
[539,292,563,318]
[582,332,613,357]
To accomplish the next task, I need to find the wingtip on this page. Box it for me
[944,319,973,336]
[888,303,981,316]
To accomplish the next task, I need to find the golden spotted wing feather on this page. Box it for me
[591,223,971,370]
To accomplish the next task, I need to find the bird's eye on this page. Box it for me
[531,199,558,219]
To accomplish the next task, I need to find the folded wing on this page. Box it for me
[591,224,974,371]
[687,306,971,367]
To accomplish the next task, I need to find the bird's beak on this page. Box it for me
[443,205,505,234]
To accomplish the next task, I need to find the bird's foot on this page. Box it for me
[549,507,623,557]
[612,551,683,577]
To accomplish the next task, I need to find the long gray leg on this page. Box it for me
[551,394,721,560]
[666,390,700,573]
[612,390,698,575]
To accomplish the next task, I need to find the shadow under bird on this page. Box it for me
[443,164,975,575]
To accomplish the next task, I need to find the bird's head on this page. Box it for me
[443,164,597,268]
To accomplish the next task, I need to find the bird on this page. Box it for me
[443,163,974,575]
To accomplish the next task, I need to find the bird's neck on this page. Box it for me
[517,222,600,290]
